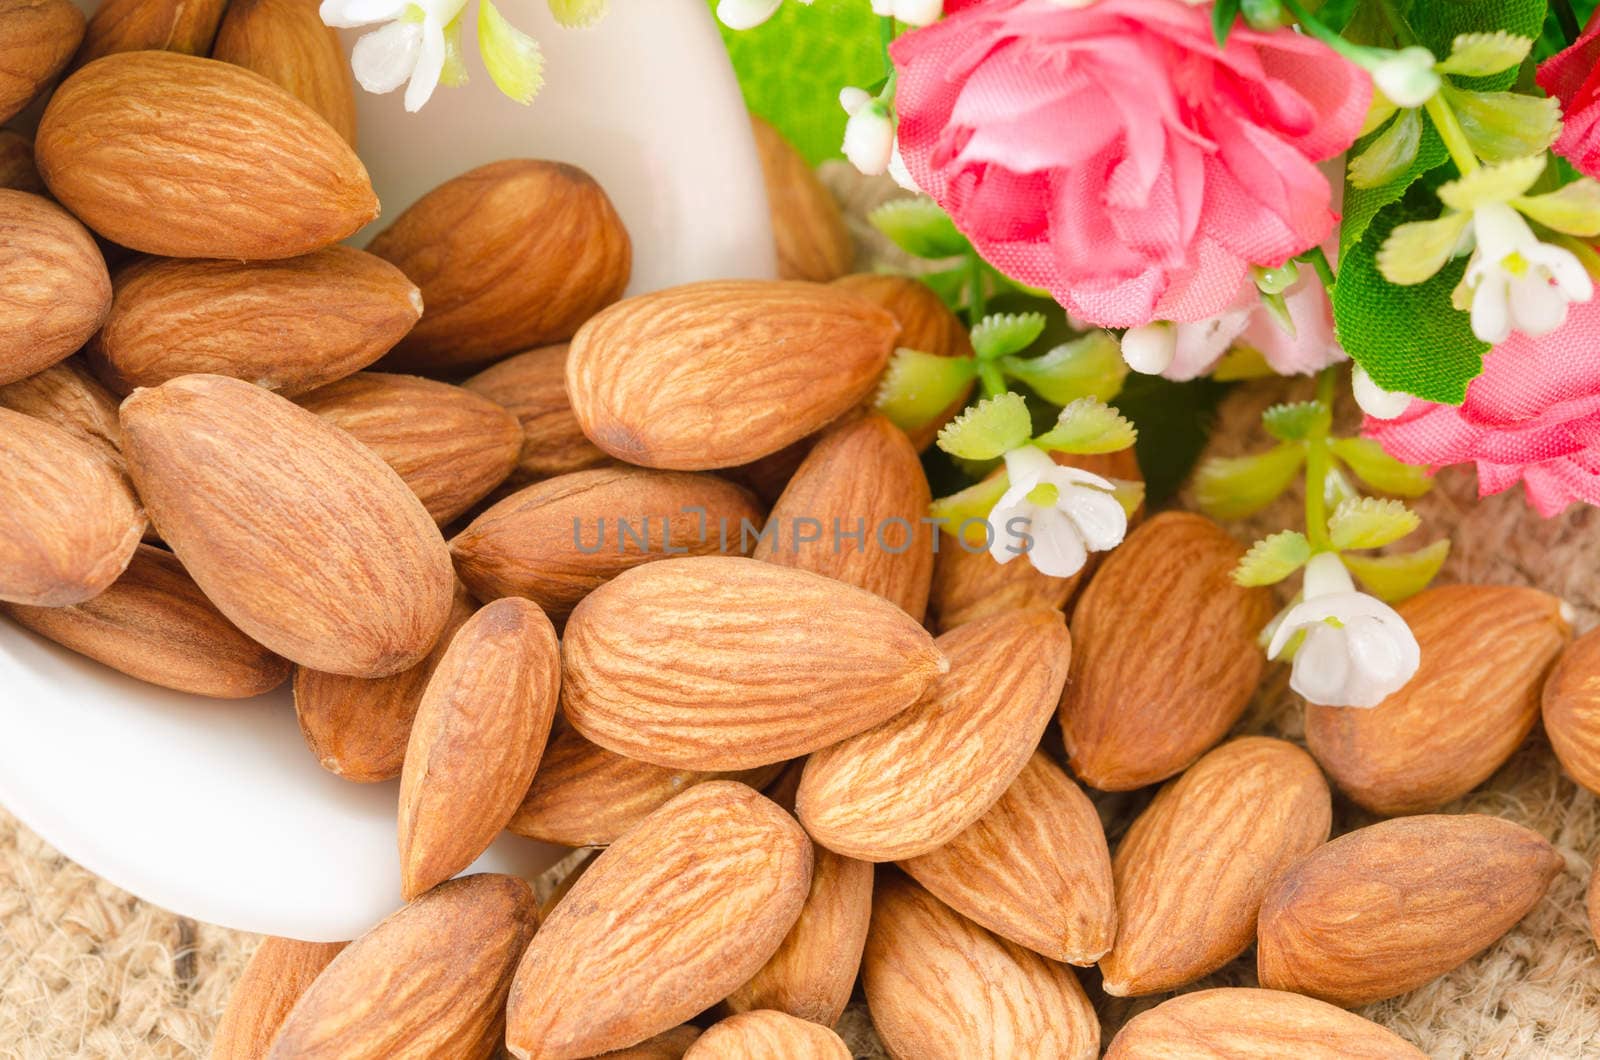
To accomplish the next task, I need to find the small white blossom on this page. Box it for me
[1461,202,1593,344]
[717,0,809,30]
[842,100,894,176]
[871,0,942,26]
[1370,46,1442,108]
[1120,322,1178,375]
[988,445,1127,578]
[1351,365,1412,420]
[323,0,468,112]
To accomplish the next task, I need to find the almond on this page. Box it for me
[368,159,630,373]
[1098,737,1331,996]
[900,750,1114,965]
[863,872,1099,1060]
[3,544,290,698]
[1104,987,1427,1059]
[723,437,815,506]
[1257,813,1563,1007]
[37,52,377,259]
[505,782,813,1059]
[566,280,897,470]
[90,248,422,397]
[0,129,42,191]
[270,874,537,1060]
[753,411,932,617]
[1,189,111,384]
[562,556,946,771]
[212,937,347,1060]
[295,372,521,525]
[0,0,82,122]
[1544,626,1600,797]
[119,374,454,677]
[686,1011,849,1060]
[76,0,226,63]
[1307,585,1569,816]
[462,344,609,485]
[597,1027,702,1060]
[1059,511,1272,790]
[0,406,143,605]
[537,848,597,921]
[210,0,356,145]
[0,355,122,466]
[449,466,763,623]
[751,114,851,283]
[797,608,1069,861]
[293,583,475,783]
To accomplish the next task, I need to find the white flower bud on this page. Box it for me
[842,103,895,177]
[1371,46,1442,108]
[1351,365,1412,420]
[1120,322,1178,375]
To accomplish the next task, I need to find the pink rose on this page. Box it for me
[1364,297,1600,517]
[890,0,1371,328]
[1538,10,1600,180]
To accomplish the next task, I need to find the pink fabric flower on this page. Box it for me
[1538,10,1600,181]
[890,0,1371,328]
[1160,269,1347,381]
[1364,296,1600,517]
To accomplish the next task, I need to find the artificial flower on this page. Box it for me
[717,0,810,30]
[987,445,1127,577]
[1538,7,1600,181]
[323,0,468,111]
[1458,202,1593,345]
[1267,553,1421,708]
[841,91,895,176]
[1352,364,1412,420]
[872,0,943,26]
[890,0,1371,328]
[1368,45,1442,108]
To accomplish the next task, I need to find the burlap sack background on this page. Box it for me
[2,169,1597,1058]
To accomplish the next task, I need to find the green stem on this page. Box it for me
[976,361,1006,400]
[966,248,987,325]
[1301,246,1337,291]
[1304,367,1339,551]
[1423,93,1481,176]
[1554,0,1583,48]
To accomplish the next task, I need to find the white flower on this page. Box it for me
[841,93,894,176]
[886,140,919,192]
[1461,202,1593,344]
[1369,46,1442,108]
[717,0,810,30]
[322,0,468,112]
[1267,553,1421,709]
[1351,364,1412,420]
[988,445,1127,578]
[871,0,942,26]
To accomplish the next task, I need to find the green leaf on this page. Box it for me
[1193,444,1307,521]
[1376,211,1472,285]
[548,0,606,27]
[1262,401,1332,443]
[1516,179,1600,237]
[1212,0,1242,46]
[999,331,1128,405]
[478,0,544,104]
[936,393,1033,461]
[928,474,1010,541]
[1446,89,1561,164]
[1330,437,1436,497]
[1328,497,1421,549]
[1240,0,1285,29]
[868,199,970,260]
[1349,107,1424,190]
[1110,477,1146,518]
[1342,539,1451,602]
[1235,531,1313,587]
[970,313,1046,361]
[874,348,978,435]
[1033,398,1138,455]
[1436,31,1535,76]
[1118,374,1230,505]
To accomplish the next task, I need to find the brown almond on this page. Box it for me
[295,372,521,525]
[1060,511,1272,790]
[686,1011,849,1060]
[210,0,356,145]
[462,344,609,485]
[751,114,852,283]
[1545,626,1600,797]
[566,280,897,470]
[270,874,536,1060]
[0,0,82,122]
[1,189,111,384]
[1099,736,1331,996]
[212,937,347,1060]
[119,374,454,677]
[900,750,1114,965]
[76,0,225,63]
[0,407,142,606]
[597,1027,702,1060]
[1105,988,1427,1059]
[0,355,122,465]
[864,872,1099,1060]
[506,782,813,1059]
[449,466,763,623]
[1257,813,1562,1007]
[369,159,631,373]
[90,248,422,397]
[562,556,946,771]
[0,129,42,191]
[38,52,377,259]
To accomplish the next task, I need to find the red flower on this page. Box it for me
[1538,9,1600,180]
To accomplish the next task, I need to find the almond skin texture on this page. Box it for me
[295,372,521,525]
[270,874,536,1060]
[369,159,630,373]
[462,344,609,485]
[754,412,933,617]
[210,0,357,145]
[0,129,42,191]
[1059,511,1272,791]
[0,0,83,122]
[1544,627,1600,797]
[118,374,454,677]
[91,249,422,398]
[685,1011,849,1060]
[3,544,290,698]
[0,356,123,465]
[566,280,898,470]
[562,556,947,771]
[797,608,1070,862]
[1257,814,1563,1007]
[37,52,377,259]
[505,782,813,1060]
[1104,988,1427,1059]
[76,0,225,63]
[900,750,1114,965]
[1306,585,1569,816]
[1099,737,1331,996]
[0,189,111,384]
[449,466,763,623]
[597,1027,702,1060]
[0,407,143,606]
[751,114,852,283]
[212,937,347,1060]
[864,872,1099,1060]
[398,597,560,900]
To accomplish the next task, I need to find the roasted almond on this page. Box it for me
[270,874,537,1060]
[562,556,946,771]
[90,249,422,397]
[1544,626,1600,797]
[369,159,630,373]
[462,344,609,485]
[0,129,42,191]
[566,280,897,470]
[1104,987,1427,1059]
[212,937,347,1060]
[37,52,377,259]
[751,113,852,284]
[506,782,812,1059]
[900,750,1114,965]
[119,374,455,677]
[1059,511,1272,790]
[0,355,122,466]
[686,1011,849,1060]
[0,0,82,122]
[210,0,356,145]
[797,608,1069,861]
[597,1027,702,1060]
[1257,813,1562,1007]
[1,189,111,385]
[1099,736,1331,996]
[295,372,521,525]
[76,0,225,63]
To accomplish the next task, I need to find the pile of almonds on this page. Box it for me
[3,3,1600,1058]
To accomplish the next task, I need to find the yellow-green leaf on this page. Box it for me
[439,14,467,87]
[1376,211,1471,285]
[936,392,1032,461]
[1439,154,1547,212]
[548,0,606,27]
[999,331,1127,405]
[1342,539,1451,602]
[1235,530,1313,587]
[1193,444,1306,521]
[928,474,1010,542]
[1330,437,1435,497]
[478,0,544,104]
[1515,179,1600,238]
[970,312,1046,361]
[1262,400,1331,443]
[1327,496,1420,550]
[1032,398,1137,455]
[873,348,978,435]
[1349,107,1423,190]
[1447,89,1560,164]
[1436,31,1534,77]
